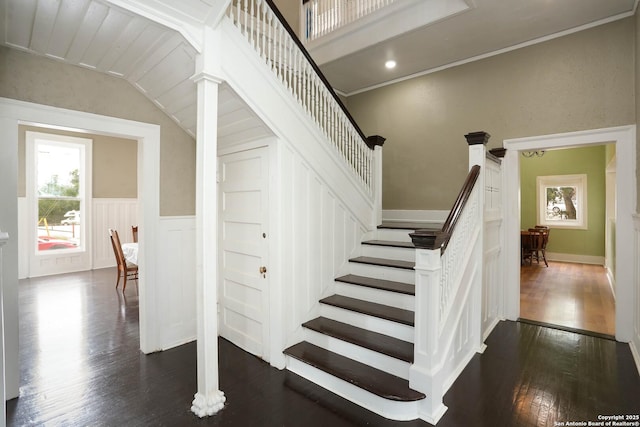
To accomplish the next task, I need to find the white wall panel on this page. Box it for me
[157,216,196,350]
[632,214,640,374]
[274,139,370,362]
[92,199,138,269]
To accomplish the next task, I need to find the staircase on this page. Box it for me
[284,223,440,421]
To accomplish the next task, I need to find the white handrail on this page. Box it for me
[226,0,374,196]
[302,0,398,42]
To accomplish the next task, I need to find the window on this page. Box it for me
[536,174,587,229]
[27,131,91,253]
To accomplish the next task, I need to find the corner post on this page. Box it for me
[464,131,489,353]
[367,135,385,227]
[408,230,449,423]
[190,26,226,418]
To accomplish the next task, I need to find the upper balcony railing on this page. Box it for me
[302,0,397,43]
[227,0,379,195]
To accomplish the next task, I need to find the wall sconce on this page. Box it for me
[521,150,545,158]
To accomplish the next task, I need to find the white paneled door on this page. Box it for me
[218,147,270,361]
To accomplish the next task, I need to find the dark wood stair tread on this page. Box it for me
[335,274,414,295]
[363,240,415,249]
[284,341,425,401]
[378,221,442,230]
[303,317,414,362]
[320,295,414,326]
[349,256,414,270]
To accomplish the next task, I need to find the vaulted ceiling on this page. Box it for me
[1,0,637,139]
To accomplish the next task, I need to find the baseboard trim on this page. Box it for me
[546,252,604,265]
[382,209,449,225]
[630,340,640,376]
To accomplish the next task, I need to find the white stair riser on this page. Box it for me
[335,282,414,311]
[319,304,414,342]
[374,228,415,242]
[303,329,411,379]
[361,244,416,262]
[349,262,415,284]
[285,356,421,421]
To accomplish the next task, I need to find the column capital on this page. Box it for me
[191,72,224,85]
[464,131,491,146]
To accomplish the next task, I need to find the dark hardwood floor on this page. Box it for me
[8,268,640,426]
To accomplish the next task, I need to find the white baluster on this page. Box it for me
[268,10,274,70]
[259,0,265,59]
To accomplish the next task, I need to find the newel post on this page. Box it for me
[464,131,489,354]
[408,230,449,422]
[367,135,386,226]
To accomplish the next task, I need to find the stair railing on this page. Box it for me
[301,0,398,43]
[406,133,490,424]
[226,0,378,196]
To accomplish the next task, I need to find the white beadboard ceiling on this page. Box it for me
[1,0,637,138]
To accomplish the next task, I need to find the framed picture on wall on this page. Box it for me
[536,174,587,229]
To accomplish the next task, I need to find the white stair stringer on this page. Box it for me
[285,356,422,422]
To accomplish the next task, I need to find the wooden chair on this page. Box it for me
[533,226,550,266]
[132,225,138,243]
[527,228,549,267]
[521,231,536,265]
[109,228,138,291]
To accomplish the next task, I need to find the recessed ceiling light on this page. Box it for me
[385,60,396,69]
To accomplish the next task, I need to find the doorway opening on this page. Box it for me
[0,98,162,405]
[517,144,615,336]
[503,125,636,343]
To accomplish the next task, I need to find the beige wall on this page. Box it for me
[273,0,301,38]
[347,18,636,210]
[0,46,196,216]
[18,125,137,199]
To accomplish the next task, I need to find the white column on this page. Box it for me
[190,27,226,418]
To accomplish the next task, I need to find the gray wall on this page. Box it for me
[346,18,635,210]
[0,46,196,216]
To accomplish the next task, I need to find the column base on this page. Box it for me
[191,390,226,417]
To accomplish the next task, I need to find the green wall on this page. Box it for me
[520,145,607,257]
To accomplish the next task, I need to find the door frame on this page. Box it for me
[503,125,636,342]
[0,98,162,402]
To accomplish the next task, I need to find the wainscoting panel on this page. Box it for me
[276,143,366,364]
[157,216,197,350]
[482,217,503,340]
[92,199,138,269]
[632,214,640,374]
